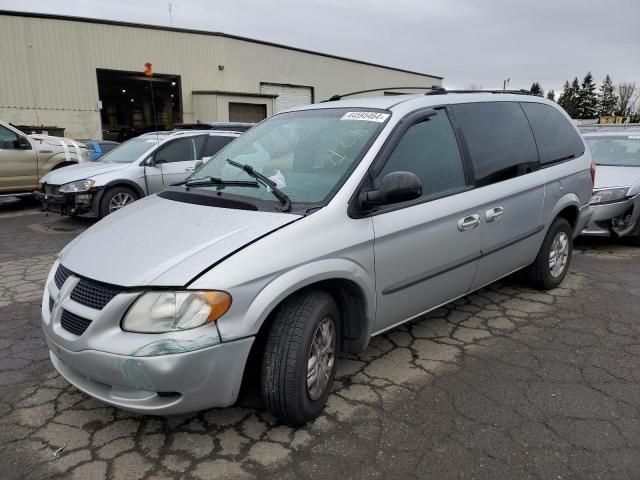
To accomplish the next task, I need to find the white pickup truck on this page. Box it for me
[0,121,90,197]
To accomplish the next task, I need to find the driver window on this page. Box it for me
[155,136,205,163]
[376,110,466,199]
[0,125,19,150]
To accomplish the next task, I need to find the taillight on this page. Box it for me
[590,160,596,186]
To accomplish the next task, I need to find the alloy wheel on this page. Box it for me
[549,231,569,278]
[108,192,134,213]
[307,316,336,401]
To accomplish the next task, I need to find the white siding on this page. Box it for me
[260,84,313,112]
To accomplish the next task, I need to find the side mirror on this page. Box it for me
[16,136,31,150]
[360,171,422,207]
[194,159,203,169]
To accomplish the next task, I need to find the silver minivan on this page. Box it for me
[41,91,593,425]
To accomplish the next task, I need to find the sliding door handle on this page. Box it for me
[458,214,480,231]
[485,206,504,223]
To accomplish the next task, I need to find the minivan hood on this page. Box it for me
[594,165,640,190]
[59,195,301,287]
[42,162,130,185]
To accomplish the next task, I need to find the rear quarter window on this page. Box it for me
[450,101,539,187]
[520,102,585,165]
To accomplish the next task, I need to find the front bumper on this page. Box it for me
[581,195,640,238]
[41,261,254,415]
[45,333,253,415]
[574,202,593,239]
[34,186,102,217]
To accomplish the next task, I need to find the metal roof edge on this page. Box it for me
[0,9,443,80]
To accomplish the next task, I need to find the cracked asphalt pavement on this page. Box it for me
[2,200,640,479]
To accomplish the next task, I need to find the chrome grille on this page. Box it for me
[70,279,122,310]
[60,310,92,336]
[54,264,72,289]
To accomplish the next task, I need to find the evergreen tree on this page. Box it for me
[558,79,580,118]
[530,82,543,96]
[597,75,618,117]
[546,89,555,101]
[577,72,598,119]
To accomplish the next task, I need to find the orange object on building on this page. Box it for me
[144,62,153,77]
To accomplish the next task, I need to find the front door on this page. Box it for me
[0,125,36,192]
[370,109,482,334]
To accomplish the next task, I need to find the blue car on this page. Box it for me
[85,140,119,161]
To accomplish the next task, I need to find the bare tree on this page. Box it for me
[466,83,483,91]
[616,83,638,117]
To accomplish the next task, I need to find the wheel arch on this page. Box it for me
[548,193,580,234]
[102,180,145,198]
[50,160,77,171]
[233,260,375,395]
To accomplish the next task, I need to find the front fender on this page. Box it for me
[214,258,376,343]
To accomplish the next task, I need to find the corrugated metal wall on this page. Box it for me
[0,13,442,139]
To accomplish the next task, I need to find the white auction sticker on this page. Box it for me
[341,111,390,123]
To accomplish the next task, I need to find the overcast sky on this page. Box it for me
[2,0,639,95]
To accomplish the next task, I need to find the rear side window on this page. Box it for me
[376,109,467,199]
[203,136,234,157]
[521,102,585,164]
[450,102,539,186]
[155,136,206,163]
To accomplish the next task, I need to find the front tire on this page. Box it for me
[99,186,137,218]
[526,217,573,290]
[261,290,340,426]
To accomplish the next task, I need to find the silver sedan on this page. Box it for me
[582,131,640,243]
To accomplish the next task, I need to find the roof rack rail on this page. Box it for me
[424,88,537,96]
[323,86,444,102]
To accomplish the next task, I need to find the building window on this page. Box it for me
[229,103,267,123]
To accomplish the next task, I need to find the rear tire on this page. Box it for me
[98,186,138,218]
[525,217,573,290]
[261,290,340,426]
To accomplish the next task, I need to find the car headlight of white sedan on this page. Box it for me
[590,187,629,205]
[58,179,96,193]
[122,291,232,333]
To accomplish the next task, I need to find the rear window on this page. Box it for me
[203,136,234,157]
[100,143,117,154]
[585,136,640,167]
[521,102,585,165]
[450,102,539,186]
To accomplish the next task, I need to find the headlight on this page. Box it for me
[590,187,629,205]
[58,179,96,193]
[122,291,231,333]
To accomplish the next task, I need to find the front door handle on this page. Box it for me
[184,167,196,172]
[457,214,480,231]
[485,206,504,223]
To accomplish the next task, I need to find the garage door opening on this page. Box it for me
[97,69,182,141]
[229,103,267,123]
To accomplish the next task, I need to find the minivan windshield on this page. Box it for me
[187,108,389,204]
[98,137,160,163]
[585,136,640,167]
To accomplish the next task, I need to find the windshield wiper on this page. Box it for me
[180,176,259,190]
[226,159,291,211]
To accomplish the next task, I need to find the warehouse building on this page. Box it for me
[0,10,443,140]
